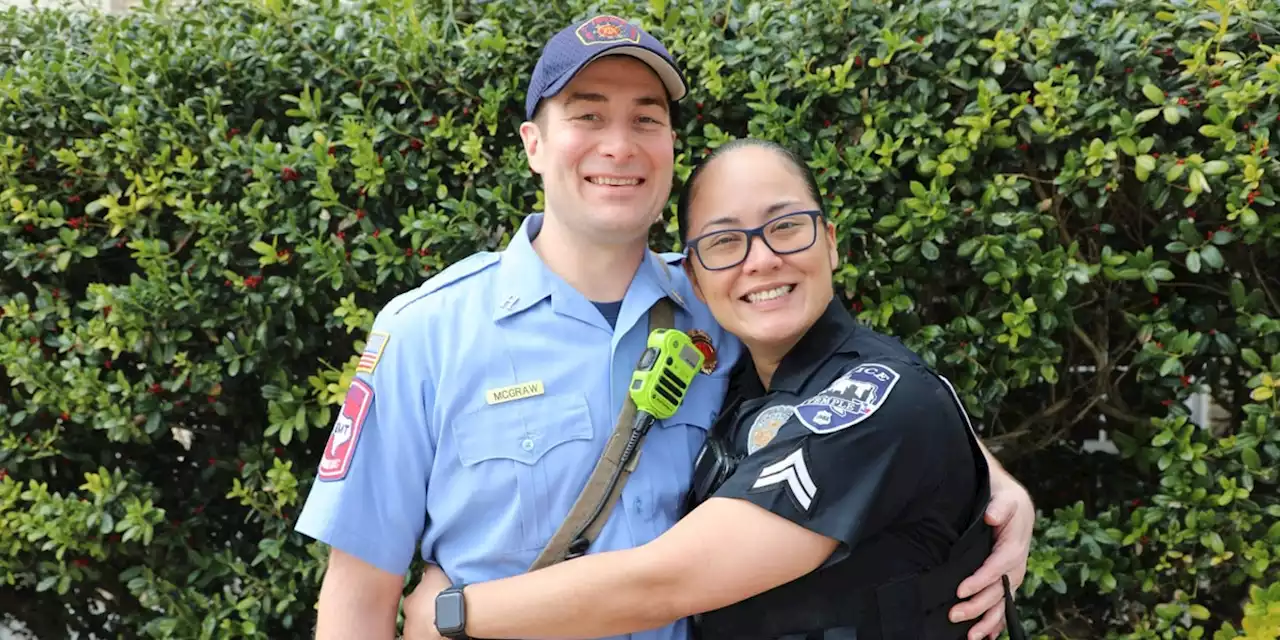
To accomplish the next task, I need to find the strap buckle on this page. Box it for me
[564,536,591,561]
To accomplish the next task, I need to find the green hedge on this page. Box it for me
[2,0,1279,637]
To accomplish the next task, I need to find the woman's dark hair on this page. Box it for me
[674,138,823,244]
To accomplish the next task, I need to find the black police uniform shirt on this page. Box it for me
[695,297,983,640]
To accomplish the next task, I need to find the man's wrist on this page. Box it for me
[434,583,469,639]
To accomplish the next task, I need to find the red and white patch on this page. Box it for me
[318,379,373,482]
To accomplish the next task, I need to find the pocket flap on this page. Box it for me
[453,393,594,466]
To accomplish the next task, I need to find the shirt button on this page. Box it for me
[522,438,534,451]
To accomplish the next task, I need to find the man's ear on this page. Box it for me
[519,121,544,175]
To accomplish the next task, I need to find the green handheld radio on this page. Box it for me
[563,328,705,560]
[629,328,706,419]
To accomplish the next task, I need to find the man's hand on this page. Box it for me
[950,470,1035,640]
[402,563,453,640]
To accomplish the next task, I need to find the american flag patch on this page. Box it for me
[355,331,389,374]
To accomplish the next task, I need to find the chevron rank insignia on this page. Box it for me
[793,363,900,435]
[750,446,817,512]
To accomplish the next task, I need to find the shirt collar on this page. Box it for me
[492,214,691,322]
[732,297,860,396]
[492,214,556,321]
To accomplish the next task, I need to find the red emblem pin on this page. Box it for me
[688,329,717,375]
[318,379,373,482]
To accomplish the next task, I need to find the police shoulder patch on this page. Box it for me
[792,362,901,434]
[747,404,793,454]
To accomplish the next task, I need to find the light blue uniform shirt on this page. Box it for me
[296,213,742,640]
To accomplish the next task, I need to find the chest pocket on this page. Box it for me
[451,392,595,556]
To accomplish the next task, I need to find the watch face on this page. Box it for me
[435,591,465,635]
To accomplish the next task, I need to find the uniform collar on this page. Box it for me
[492,213,690,323]
[732,297,859,396]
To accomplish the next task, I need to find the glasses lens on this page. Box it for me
[764,213,817,253]
[695,231,748,269]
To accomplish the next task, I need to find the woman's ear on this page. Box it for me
[825,220,839,272]
[684,258,707,304]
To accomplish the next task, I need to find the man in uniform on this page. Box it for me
[296,15,1034,640]
[295,16,741,640]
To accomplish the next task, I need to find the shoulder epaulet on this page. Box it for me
[390,252,499,315]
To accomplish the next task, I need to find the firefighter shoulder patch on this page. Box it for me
[792,363,900,435]
[318,379,373,481]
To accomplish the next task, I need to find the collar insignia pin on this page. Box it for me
[688,329,717,375]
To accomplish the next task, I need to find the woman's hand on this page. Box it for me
[950,470,1035,640]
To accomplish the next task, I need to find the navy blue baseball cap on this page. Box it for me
[525,15,688,120]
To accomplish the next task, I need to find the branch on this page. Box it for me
[1012,397,1073,436]
[1072,323,1108,370]
[1250,252,1280,317]
[1097,401,1149,427]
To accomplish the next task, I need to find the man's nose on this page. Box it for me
[596,121,639,160]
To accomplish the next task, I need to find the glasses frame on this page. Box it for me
[684,209,826,272]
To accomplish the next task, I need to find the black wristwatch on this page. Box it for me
[435,584,469,639]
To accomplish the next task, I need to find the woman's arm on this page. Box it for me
[457,496,837,639]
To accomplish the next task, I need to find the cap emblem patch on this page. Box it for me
[576,15,641,46]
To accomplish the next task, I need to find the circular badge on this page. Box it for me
[747,404,794,455]
[687,329,718,375]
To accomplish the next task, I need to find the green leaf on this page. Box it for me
[1242,447,1261,471]
[1186,251,1201,273]
[1201,532,1225,555]
[920,240,940,261]
[1199,245,1223,269]
[1136,108,1161,123]
[1163,106,1180,124]
[1135,154,1156,181]
[1142,83,1165,105]
[1241,349,1263,368]
[1201,160,1229,175]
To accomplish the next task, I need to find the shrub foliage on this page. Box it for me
[2,0,1278,637]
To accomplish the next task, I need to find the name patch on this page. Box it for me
[486,380,545,405]
[793,363,901,434]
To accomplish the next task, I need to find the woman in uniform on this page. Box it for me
[405,139,1027,640]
